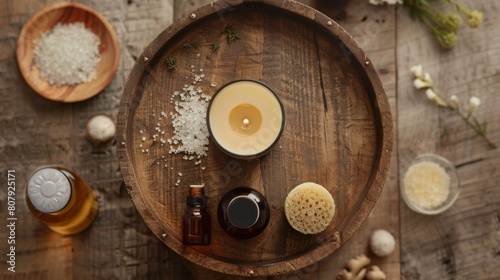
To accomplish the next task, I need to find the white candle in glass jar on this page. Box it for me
[207,79,285,159]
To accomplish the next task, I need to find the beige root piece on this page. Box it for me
[337,254,371,280]
[366,265,386,280]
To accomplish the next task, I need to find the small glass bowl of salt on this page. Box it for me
[401,153,460,215]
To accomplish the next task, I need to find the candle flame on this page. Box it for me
[242,118,250,127]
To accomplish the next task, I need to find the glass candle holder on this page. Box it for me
[207,79,285,160]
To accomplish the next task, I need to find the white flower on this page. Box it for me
[413,79,431,89]
[425,89,447,107]
[425,88,437,99]
[467,96,481,115]
[423,72,432,84]
[449,95,459,107]
[369,0,385,5]
[411,65,423,79]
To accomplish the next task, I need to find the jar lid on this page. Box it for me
[27,168,72,213]
[227,196,259,229]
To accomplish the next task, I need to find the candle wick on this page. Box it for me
[243,118,250,128]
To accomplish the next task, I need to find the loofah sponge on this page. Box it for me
[285,182,335,234]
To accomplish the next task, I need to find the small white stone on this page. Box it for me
[370,229,396,257]
[190,13,196,19]
[85,115,116,145]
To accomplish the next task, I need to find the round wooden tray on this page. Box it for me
[117,0,393,276]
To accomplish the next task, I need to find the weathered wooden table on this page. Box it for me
[1,0,499,279]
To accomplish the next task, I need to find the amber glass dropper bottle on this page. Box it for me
[26,166,98,235]
[183,185,211,245]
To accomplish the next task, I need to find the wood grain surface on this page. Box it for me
[397,0,500,279]
[117,0,392,276]
[1,0,499,279]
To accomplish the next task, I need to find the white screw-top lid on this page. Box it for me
[28,168,72,213]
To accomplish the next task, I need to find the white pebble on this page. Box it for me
[85,115,116,145]
[370,229,396,257]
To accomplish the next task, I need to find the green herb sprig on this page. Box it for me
[165,57,177,70]
[222,25,241,44]
[183,24,241,54]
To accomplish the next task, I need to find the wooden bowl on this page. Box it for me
[117,0,393,276]
[16,2,119,102]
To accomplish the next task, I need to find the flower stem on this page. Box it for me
[451,106,497,149]
[443,0,471,16]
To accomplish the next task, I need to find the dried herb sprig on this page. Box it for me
[183,42,222,53]
[165,57,177,70]
[221,24,241,44]
[211,43,221,52]
[183,25,241,54]
[411,64,496,149]
[183,42,200,49]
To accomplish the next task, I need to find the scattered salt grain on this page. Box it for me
[33,22,101,86]
[166,73,211,158]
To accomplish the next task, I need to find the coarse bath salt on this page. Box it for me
[403,161,450,209]
[34,22,101,86]
[168,84,211,158]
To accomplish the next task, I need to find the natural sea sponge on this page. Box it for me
[284,182,335,234]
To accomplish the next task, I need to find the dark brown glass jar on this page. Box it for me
[217,187,270,239]
[183,185,211,245]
